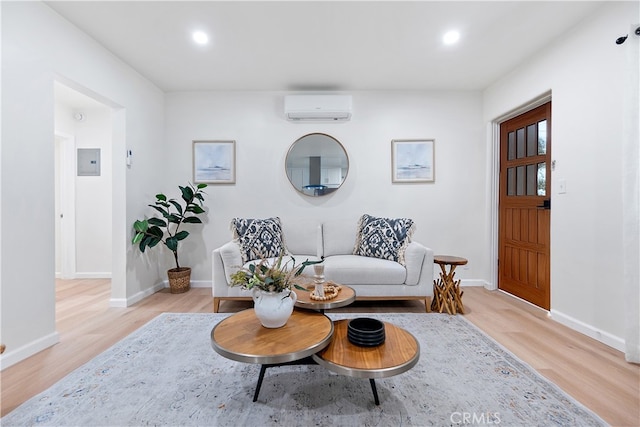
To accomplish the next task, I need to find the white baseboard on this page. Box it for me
[109,282,165,307]
[184,280,212,289]
[550,309,625,353]
[110,280,211,307]
[490,290,625,354]
[460,279,488,287]
[0,331,60,371]
[158,279,211,289]
[75,272,112,279]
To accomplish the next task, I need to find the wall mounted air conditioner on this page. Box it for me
[284,95,352,121]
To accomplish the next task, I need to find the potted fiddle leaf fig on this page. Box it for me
[132,182,207,293]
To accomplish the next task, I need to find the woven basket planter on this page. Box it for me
[167,267,191,294]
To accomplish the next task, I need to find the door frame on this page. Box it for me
[488,92,552,297]
[54,77,126,306]
[55,131,77,279]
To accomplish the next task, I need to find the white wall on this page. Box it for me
[1,1,164,368]
[73,107,113,277]
[164,91,489,285]
[3,0,633,369]
[483,1,638,351]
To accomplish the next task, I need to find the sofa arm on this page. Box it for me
[404,241,434,286]
[212,240,242,292]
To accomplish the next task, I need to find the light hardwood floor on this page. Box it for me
[2,279,638,426]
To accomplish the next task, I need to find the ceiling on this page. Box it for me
[46,1,605,93]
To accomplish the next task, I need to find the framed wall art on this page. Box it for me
[193,140,236,184]
[391,139,435,183]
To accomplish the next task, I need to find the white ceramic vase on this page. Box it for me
[252,288,297,328]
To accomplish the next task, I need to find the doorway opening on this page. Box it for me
[54,81,116,302]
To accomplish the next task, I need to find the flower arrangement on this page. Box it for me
[230,253,322,293]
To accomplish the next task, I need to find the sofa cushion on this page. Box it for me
[242,255,323,273]
[323,255,407,285]
[322,219,359,257]
[281,219,321,256]
[353,214,415,265]
[231,217,285,263]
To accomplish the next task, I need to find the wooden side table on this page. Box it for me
[431,255,467,314]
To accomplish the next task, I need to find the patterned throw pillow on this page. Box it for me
[231,217,286,263]
[353,214,415,265]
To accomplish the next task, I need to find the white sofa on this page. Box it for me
[212,218,434,312]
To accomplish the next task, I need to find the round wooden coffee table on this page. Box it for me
[294,283,356,312]
[211,308,334,401]
[312,319,420,405]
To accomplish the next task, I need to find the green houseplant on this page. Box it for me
[132,182,207,293]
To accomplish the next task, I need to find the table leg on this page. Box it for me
[252,360,383,405]
[435,263,465,314]
[432,276,453,313]
[432,279,443,312]
[253,364,268,402]
[452,279,465,314]
[369,378,380,405]
[443,268,456,314]
[252,357,318,402]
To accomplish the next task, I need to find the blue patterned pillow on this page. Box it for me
[353,214,415,265]
[231,217,286,263]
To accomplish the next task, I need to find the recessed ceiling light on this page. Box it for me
[442,30,460,45]
[192,31,209,45]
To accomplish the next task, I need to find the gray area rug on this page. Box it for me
[2,312,605,426]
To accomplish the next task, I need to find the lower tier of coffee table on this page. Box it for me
[312,319,420,405]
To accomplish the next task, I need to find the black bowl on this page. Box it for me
[348,317,385,335]
[347,318,385,346]
[347,332,385,342]
[347,337,385,347]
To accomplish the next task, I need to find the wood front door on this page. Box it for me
[498,102,551,310]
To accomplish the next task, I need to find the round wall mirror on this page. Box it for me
[285,133,349,196]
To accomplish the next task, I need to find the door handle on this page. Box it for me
[537,199,551,210]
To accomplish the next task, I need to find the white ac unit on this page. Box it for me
[284,95,352,121]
